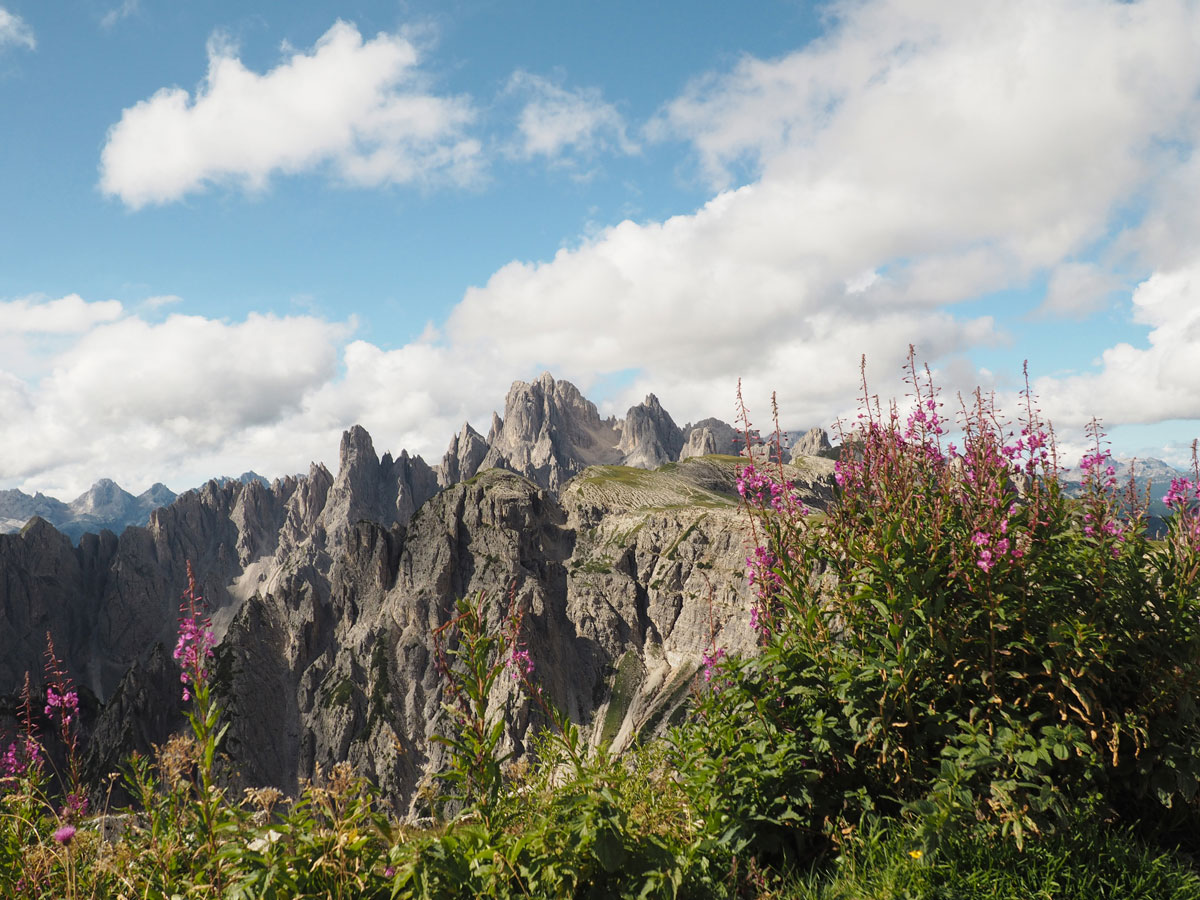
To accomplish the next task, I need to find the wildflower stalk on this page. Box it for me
[174,561,226,860]
[431,591,514,824]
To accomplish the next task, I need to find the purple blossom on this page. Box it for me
[62,791,88,822]
[175,562,216,702]
[1164,476,1198,510]
[746,546,783,601]
[737,465,807,515]
[52,825,76,845]
[701,647,727,683]
[44,685,78,727]
[174,615,216,697]
[507,647,534,681]
[1079,448,1118,490]
[0,738,40,780]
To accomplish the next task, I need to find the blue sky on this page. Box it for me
[2,0,1199,497]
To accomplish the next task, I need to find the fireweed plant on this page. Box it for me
[680,351,1200,866]
[174,560,227,857]
[0,638,92,897]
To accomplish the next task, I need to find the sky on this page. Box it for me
[2,0,1200,498]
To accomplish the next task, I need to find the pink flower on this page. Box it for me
[175,562,216,702]
[44,685,79,726]
[1164,477,1198,510]
[701,647,727,683]
[507,647,534,681]
[0,739,40,780]
[53,825,76,845]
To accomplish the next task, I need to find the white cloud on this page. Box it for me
[0,311,351,495]
[0,7,34,50]
[100,0,138,30]
[99,20,481,208]
[1038,262,1121,318]
[1036,261,1200,428]
[506,70,637,163]
[443,0,1200,433]
[0,294,123,333]
[13,0,1200,496]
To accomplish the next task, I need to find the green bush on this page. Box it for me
[679,354,1200,865]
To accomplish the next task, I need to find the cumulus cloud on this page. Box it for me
[1036,261,1200,428]
[0,310,352,495]
[438,0,1200,435]
[506,70,637,163]
[0,7,34,50]
[14,0,1200,495]
[99,20,481,208]
[0,294,123,333]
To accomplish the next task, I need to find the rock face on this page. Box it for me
[680,418,740,459]
[479,373,623,490]
[788,427,833,460]
[618,394,684,469]
[437,423,489,488]
[0,374,840,811]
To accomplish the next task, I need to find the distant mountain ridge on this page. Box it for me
[0,479,177,541]
[1,373,830,542]
[1059,455,1193,534]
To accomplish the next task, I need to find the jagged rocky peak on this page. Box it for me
[486,411,503,444]
[320,425,438,544]
[70,478,135,517]
[619,394,684,469]
[0,488,70,532]
[480,372,622,489]
[438,422,489,488]
[680,418,740,459]
[789,427,833,460]
[383,449,439,524]
[138,483,177,508]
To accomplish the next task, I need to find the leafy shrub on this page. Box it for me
[680,353,1200,865]
[782,814,1200,900]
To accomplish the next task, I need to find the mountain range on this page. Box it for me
[0,372,834,542]
[0,373,838,813]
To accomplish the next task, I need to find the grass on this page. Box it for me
[778,819,1200,900]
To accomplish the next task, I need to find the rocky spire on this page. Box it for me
[680,418,739,459]
[438,422,489,488]
[618,394,684,469]
[478,373,622,489]
[789,427,833,459]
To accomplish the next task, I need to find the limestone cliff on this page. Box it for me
[0,375,840,811]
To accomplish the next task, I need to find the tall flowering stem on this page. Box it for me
[1,674,42,788]
[431,590,518,822]
[174,561,226,855]
[1156,440,1200,599]
[42,634,86,823]
[733,381,814,643]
